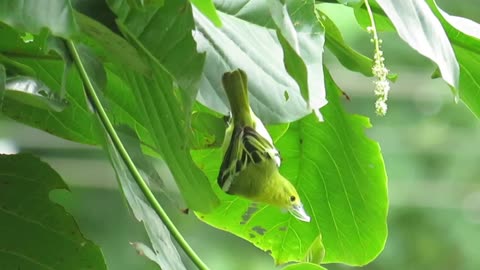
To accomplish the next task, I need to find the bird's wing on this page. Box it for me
[218,126,279,192]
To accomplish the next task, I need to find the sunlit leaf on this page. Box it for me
[190,111,226,149]
[192,69,388,265]
[337,0,363,6]
[0,153,106,269]
[190,0,222,26]
[282,262,328,270]
[317,10,372,76]
[453,49,480,118]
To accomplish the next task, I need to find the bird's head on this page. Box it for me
[255,170,311,223]
[279,180,311,222]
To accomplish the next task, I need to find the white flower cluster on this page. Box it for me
[370,38,390,115]
[365,0,391,116]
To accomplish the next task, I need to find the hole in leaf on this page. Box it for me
[284,90,289,101]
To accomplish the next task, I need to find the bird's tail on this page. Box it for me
[222,69,254,127]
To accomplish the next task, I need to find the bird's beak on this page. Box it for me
[289,204,311,222]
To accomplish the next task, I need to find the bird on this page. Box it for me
[217,69,310,222]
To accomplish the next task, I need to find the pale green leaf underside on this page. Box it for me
[100,131,186,270]
[0,0,77,38]
[72,42,187,270]
[193,0,327,124]
[426,0,480,118]
[376,0,459,88]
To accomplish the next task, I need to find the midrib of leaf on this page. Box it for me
[459,63,480,88]
[322,120,368,260]
[294,119,339,261]
[275,120,317,262]
[458,59,480,103]
[133,74,190,182]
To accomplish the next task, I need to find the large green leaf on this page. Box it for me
[374,0,459,88]
[100,129,187,270]
[0,22,51,56]
[193,0,327,124]
[125,0,164,9]
[192,69,388,265]
[0,153,106,269]
[453,48,480,118]
[0,2,217,211]
[317,9,372,76]
[0,11,98,145]
[4,76,68,112]
[352,1,395,32]
[426,0,480,118]
[190,110,226,149]
[190,0,221,26]
[283,262,328,270]
[0,64,5,107]
[75,12,151,76]
[70,42,192,269]
[107,0,205,115]
[0,57,98,145]
[0,0,77,38]
[269,0,325,116]
[70,36,218,211]
[104,52,219,212]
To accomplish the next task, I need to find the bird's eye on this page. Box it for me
[290,195,296,202]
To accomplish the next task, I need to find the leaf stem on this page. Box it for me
[364,0,380,52]
[66,40,209,270]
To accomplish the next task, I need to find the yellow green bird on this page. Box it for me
[218,69,311,222]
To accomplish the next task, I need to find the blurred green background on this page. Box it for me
[1,1,480,269]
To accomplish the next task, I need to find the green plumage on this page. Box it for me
[217,69,310,222]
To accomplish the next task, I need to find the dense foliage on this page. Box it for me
[0,0,479,269]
